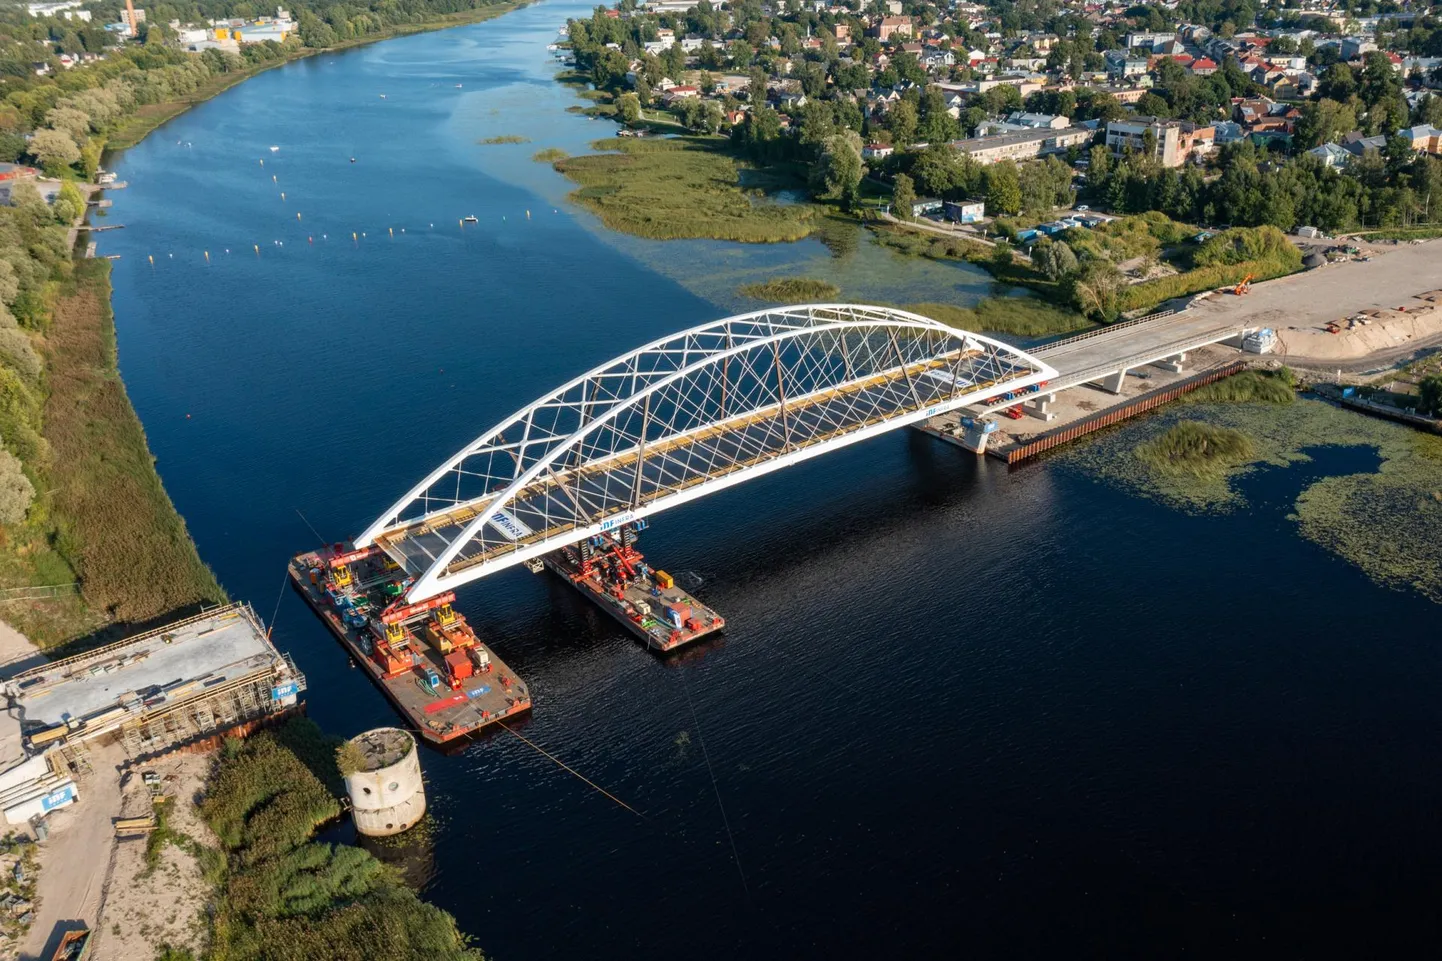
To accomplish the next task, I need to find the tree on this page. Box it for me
[1033,240,1078,280]
[917,87,958,144]
[892,172,917,219]
[0,448,32,526]
[616,92,641,125]
[27,128,79,173]
[888,100,918,146]
[1418,374,1442,416]
[983,161,1022,216]
[812,132,863,209]
[52,181,84,225]
[1066,258,1126,320]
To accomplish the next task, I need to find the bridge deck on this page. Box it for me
[966,312,1246,416]
[377,350,1027,578]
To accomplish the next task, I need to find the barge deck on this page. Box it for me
[289,547,530,744]
[544,526,724,653]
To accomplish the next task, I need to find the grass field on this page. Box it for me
[737,277,840,303]
[905,299,1094,339]
[531,147,568,163]
[0,260,224,648]
[552,137,818,243]
[478,134,529,144]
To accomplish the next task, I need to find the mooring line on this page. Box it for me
[294,507,327,547]
[497,720,646,819]
[266,566,290,639]
[678,668,752,902]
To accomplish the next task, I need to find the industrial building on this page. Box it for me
[1,604,305,793]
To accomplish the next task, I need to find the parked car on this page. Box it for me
[1075,204,1089,211]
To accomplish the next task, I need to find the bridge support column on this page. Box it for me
[1091,368,1128,394]
[1156,352,1187,374]
[958,418,996,454]
[1023,392,1057,421]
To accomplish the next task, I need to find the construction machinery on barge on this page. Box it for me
[542,521,724,653]
[292,520,722,738]
[290,545,531,745]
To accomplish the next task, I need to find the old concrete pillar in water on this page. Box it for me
[342,727,426,837]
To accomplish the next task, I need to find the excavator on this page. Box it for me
[1231,273,1255,295]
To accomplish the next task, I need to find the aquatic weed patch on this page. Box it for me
[554,136,818,243]
[1134,420,1256,478]
[737,277,839,303]
[1062,398,1442,602]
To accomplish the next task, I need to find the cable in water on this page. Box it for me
[678,667,751,903]
[497,720,645,819]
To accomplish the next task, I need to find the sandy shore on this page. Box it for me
[1189,240,1442,369]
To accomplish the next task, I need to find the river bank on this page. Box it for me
[5,0,540,650]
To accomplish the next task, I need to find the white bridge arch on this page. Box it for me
[358,304,1057,601]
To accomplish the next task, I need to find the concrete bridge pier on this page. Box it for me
[958,417,997,453]
[1023,392,1057,421]
[1155,351,1188,374]
[1092,368,1129,394]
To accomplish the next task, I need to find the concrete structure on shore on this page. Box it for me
[342,728,425,836]
[3,604,306,777]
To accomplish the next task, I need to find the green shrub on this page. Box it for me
[203,719,483,960]
[737,277,840,303]
[1135,420,1257,477]
[1185,368,1295,405]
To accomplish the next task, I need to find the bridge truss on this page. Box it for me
[357,305,1056,601]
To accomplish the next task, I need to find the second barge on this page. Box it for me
[543,522,724,653]
[290,545,531,745]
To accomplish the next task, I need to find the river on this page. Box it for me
[99,3,1442,957]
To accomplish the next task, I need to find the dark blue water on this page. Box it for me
[101,5,1442,958]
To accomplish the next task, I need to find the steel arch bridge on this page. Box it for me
[358,305,1056,602]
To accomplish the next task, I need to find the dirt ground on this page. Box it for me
[1189,239,1442,368]
[18,742,123,961]
[91,752,217,960]
[0,620,216,961]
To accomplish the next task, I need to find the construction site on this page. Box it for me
[0,603,306,826]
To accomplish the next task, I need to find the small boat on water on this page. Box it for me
[462,215,479,224]
[269,145,280,152]
[455,83,463,88]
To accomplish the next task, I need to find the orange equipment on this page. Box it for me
[1232,273,1254,295]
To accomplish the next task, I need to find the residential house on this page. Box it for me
[862,143,895,160]
[1402,124,1442,155]
[1189,57,1219,75]
[1340,37,1376,61]
[1104,49,1149,78]
[1308,142,1352,168]
[877,16,914,41]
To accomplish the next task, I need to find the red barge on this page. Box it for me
[289,544,531,745]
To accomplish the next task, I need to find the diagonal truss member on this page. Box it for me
[356,304,1056,601]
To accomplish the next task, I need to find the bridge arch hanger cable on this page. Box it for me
[360,304,1056,602]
